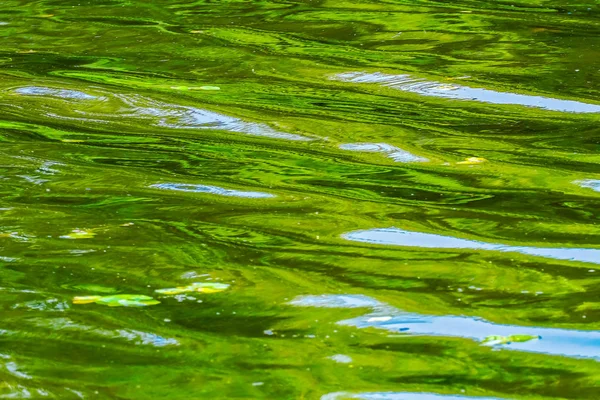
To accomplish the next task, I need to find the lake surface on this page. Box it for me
[1,1,600,399]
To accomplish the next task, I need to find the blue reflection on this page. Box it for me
[151,183,275,198]
[342,228,600,265]
[576,179,600,192]
[336,72,600,113]
[339,143,428,163]
[292,294,600,360]
[15,86,97,100]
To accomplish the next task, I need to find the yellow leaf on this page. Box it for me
[199,287,225,293]
[73,294,159,307]
[60,229,96,239]
[457,157,487,165]
[155,282,229,296]
[73,296,102,304]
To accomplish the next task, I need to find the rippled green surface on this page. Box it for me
[1,1,600,399]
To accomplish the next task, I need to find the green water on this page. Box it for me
[1,0,600,398]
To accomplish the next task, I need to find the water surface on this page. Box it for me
[1,0,600,399]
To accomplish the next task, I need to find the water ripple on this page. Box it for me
[150,183,275,198]
[292,294,600,360]
[339,143,428,163]
[35,318,179,347]
[14,86,98,100]
[576,179,600,192]
[120,95,312,141]
[335,72,600,113]
[342,228,600,264]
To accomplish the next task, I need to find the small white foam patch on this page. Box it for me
[328,354,352,364]
[335,72,600,113]
[339,143,428,163]
[151,183,275,199]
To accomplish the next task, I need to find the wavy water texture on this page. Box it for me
[576,179,600,192]
[291,294,600,359]
[339,143,429,163]
[335,72,600,113]
[150,183,275,198]
[322,393,506,400]
[342,228,600,264]
[1,0,600,399]
[13,87,310,141]
[15,86,98,100]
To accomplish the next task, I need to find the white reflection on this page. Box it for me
[292,294,600,360]
[340,143,428,163]
[15,86,97,100]
[119,95,311,141]
[335,72,600,113]
[342,228,600,264]
[576,179,600,192]
[150,183,275,198]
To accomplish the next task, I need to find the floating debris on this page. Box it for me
[73,294,160,307]
[482,334,540,346]
[457,157,486,165]
[155,282,230,296]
